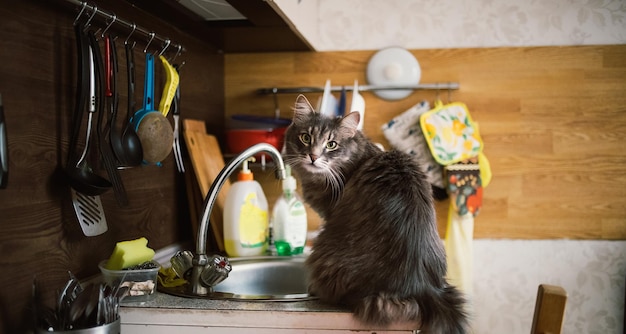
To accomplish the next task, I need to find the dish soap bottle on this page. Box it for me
[271,166,307,256]
[223,158,269,257]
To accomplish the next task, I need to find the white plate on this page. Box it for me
[366,47,421,100]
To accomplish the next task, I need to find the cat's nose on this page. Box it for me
[309,154,318,163]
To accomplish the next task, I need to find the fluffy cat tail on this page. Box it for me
[353,286,468,334]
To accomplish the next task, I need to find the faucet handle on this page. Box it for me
[200,255,232,288]
[170,250,194,280]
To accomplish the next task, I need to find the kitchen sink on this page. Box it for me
[159,256,315,301]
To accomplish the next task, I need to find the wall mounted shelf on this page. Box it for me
[257,82,460,95]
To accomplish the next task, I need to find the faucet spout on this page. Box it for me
[190,143,286,295]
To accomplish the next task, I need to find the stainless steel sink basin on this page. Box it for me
[159,256,314,301]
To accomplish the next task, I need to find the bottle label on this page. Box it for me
[239,193,268,248]
[284,200,307,248]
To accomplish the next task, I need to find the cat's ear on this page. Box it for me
[293,94,316,124]
[339,111,360,137]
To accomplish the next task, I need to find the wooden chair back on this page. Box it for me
[530,284,567,334]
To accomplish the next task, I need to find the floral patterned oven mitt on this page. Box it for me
[420,101,483,165]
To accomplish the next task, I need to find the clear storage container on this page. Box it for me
[98,260,160,302]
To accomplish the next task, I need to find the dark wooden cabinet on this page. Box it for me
[126,0,313,53]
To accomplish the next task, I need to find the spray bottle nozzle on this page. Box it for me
[282,165,296,192]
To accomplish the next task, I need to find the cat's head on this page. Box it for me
[283,95,361,177]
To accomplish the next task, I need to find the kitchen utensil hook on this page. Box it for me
[158,39,171,57]
[82,5,97,32]
[101,13,116,38]
[124,22,137,48]
[144,32,155,53]
[272,88,280,119]
[171,44,182,62]
[73,1,88,26]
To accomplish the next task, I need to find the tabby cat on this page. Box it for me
[282,95,468,334]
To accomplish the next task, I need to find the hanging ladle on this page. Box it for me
[109,24,143,167]
[66,26,111,196]
[108,34,143,167]
[120,38,144,166]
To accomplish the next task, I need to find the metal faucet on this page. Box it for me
[189,143,287,295]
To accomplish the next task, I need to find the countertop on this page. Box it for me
[119,292,418,332]
[118,244,418,332]
[121,290,345,313]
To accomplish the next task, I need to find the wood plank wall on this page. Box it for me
[0,1,224,332]
[224,45,626,241]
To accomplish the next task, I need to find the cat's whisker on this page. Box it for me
[324,163,345,205]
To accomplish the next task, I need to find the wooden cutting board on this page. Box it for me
[183,119,229,252]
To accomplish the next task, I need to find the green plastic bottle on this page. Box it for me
[271,166,307,256]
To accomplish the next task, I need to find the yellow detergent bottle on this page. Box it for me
[223,158,269,257]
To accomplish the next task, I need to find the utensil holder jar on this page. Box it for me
[36,318,120,334]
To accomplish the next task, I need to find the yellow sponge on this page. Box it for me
[106,237,155,270]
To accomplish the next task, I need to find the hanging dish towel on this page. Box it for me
[444,205,475,297]
[444,157,482,299]
[420,101,483,165]
[382,101,447,199]
[446,158,483,217]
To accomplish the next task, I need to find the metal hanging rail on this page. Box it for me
[257,82,460,95]
[64,0,185,54]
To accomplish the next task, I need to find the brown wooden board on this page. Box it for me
[183,119,229,252]
[224,46,626,240]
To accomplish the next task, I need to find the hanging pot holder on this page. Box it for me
[420,100,483,165]
[382,101,448,200]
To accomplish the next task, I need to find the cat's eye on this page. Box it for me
[326,141,338,150]
[299,133,311,145]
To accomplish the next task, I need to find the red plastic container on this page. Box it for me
[225,127,287,156]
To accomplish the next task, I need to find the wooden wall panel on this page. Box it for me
[224,45,626,241]
[0,1,224,332]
